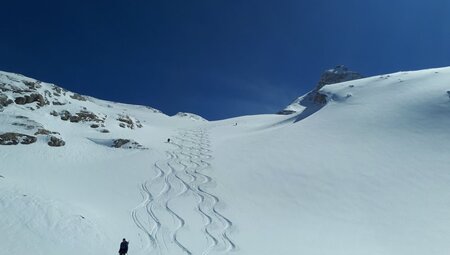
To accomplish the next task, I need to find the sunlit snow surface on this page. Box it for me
[1,67,450,255]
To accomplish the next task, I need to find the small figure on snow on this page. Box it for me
[167,138,171,143]
[119,238,129,255]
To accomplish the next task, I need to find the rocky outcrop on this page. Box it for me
[112,139,146,149]
[14,93,47,107]
[0,131,65,147]
[0,70,163,144]
[52,101,66,106]
[0,94,13,107]
[112,139,131,148]
[70,93,87,101]
[22,80,42,90]
[118,115,133,128]
[34,129,60,136]
[59,110,71,121]
[0,72,91,113]
[279,65,363,115]
[316,65,363,90]
[69,111,103,123]
[52,110,105,124]
[48,136,65,147]
[117,114,143,129]
[0,112,64,147]
[51,86,67,96]
[0,133,37,145]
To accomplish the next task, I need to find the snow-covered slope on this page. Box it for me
[1,67,450,255]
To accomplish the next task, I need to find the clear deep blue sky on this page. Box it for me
[1,0,450,120]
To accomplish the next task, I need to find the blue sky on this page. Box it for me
[1,0,450,120]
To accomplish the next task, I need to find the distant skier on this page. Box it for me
[118,238,129,255]
[167,138,171,143]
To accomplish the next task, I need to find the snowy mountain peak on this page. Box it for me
[318,65,363,89]
[279,65,363,115]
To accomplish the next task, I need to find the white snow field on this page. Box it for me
[1,67,450,255]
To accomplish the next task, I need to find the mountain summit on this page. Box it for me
[279,65,363,115]
[316,65,363,89]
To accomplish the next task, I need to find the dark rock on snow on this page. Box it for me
[70,111,103,123]
[34,128,59,136]
[14,93,47,107]
[316,65,363,90]
[0,94,13,107]
[112,139,146,149]
[70,93,87,101]
[60,110,71,121]
[117,114,142,129]
[48,136,65,147]
[112,139,131,148]
[0,133,37,145]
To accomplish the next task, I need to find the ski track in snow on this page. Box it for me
[132,128,236,255]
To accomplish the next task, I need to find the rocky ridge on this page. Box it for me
[0,71,163,148]
[279,65,363,115]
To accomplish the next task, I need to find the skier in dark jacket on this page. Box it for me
[119,238,129,255]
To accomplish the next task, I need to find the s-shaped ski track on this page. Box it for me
[132,128,236,255]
